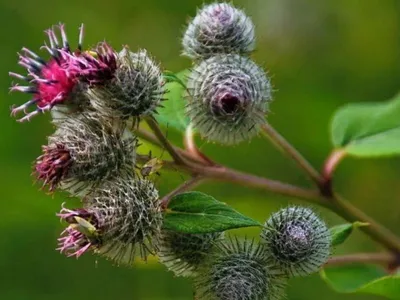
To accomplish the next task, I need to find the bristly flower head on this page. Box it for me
[261,206,331,277]
[182,2,255,60]
[88,47,165,120]
[34,112,137,194]
[9,24,117,122]
[186,54,271,145]
[158,231,223,277]
[195,237,286,300]
[74,178,162,265]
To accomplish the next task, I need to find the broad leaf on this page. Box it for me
[330,222,369,247]
[321,265,400,299]
[155,70,190,132]
[163,191,261,234]
[331,93,400,157]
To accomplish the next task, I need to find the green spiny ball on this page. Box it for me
[182,2,255,60]
[158,230,223,277]
[186,54,271,145]
[261,206,331,277]
[195,237,286,300]
[88,47,165,120]
[85,178,163,265]
[35,112,136,195]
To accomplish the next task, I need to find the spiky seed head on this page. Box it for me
[9,24,117,122]
[158,231,223,277]
[195,237,286,300]
[83,178,163,265]
[88,47,165,120]
[261,206,331,277]
[34,112,137,195]
[186,54,271,145]
[182,3,256,60]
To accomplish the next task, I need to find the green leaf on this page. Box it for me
[163,191,261,234]
[330,222,369,247]
[155,70,190,132]
[331,93,400,157]
[321,265,400,299]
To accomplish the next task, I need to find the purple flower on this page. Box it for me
[9,24,117,122]
[57,205,100,258]
[34,144,72,192]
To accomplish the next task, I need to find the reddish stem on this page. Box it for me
[161,176,205,209]
[322,149,347,180]
[325,252,394,267]
[184,124,217,166]
[321,149,347,196]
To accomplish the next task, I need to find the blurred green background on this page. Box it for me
[1,0,400,299]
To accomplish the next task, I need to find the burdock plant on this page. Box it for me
[8,2,400,300]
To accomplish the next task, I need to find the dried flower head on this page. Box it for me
[158,231,223,277]
[182,3,255,60]
[86,178,162,265]
[261,206,331,277]
[195,237,286,300]
[9,24,117,122]
[187,54,271,145]
[88,47,165,120]
[34,112,136,194]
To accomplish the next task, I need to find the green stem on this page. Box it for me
[260,123,322,186]
[330,194,400,252]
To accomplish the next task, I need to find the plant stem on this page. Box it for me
[330,194,400,252]
[192,165,326,206]
[135,127,204,164]
[323,149,347,179]
[184,124,216,166]
[260,123,322,186]
[325,252,394,267]
[321,149,347,195]
[160,176,205,209]
[145,117,186,165]
[137,155,323,205]
[138,124,400,253]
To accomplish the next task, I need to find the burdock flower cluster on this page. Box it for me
[10,24,165,264]
[183,2,271,145]
[9,3,334,300]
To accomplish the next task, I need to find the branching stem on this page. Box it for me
[184,124,216,166]
[160,176,205,209]
[260,122,322,186]
[145,117,186,165]
[138,121,400,253]
[325,252,394,267]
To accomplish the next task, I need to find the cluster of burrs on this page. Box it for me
[9,24,166,264]
[183,2,272,145]
[8,2,332,299]
[158,205,331,300]
[154,4,331,299]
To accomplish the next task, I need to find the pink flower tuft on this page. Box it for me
[9,24,118,122]
[57,205,100,258]
[77,42,118,85]
[34,143,72,192]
